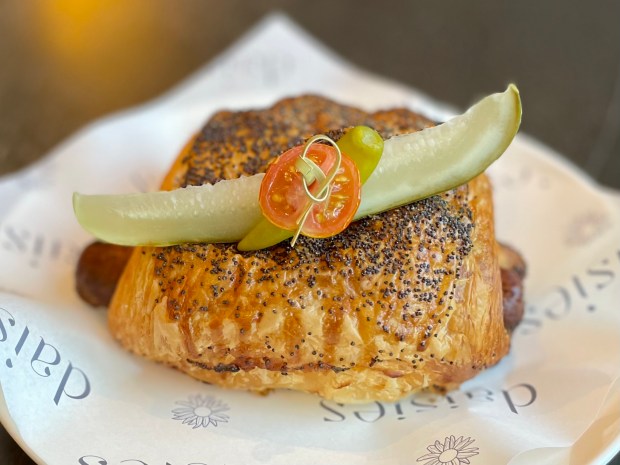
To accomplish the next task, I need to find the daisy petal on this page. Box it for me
[416,453,439,462]
[427,445,441,454]
[417,459,439,465]
[460,438,475,449]
[453,436,466,449]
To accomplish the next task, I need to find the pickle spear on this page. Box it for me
[73,85,521,248]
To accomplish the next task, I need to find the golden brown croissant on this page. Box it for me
[107,96,521,403]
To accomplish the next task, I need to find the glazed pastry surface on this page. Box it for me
[109,96,512,403]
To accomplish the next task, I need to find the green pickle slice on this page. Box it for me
[73,85,521,248]
[73,176,265,246]
[356,84,521,219]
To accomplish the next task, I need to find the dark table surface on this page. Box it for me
[0,1,619,464]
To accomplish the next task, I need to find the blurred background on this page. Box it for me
[0,0,619,463]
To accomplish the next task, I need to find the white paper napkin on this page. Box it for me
[1,13,619,465]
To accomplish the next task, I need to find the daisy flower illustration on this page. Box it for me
[172,394,230,429]
[417,435,479,465]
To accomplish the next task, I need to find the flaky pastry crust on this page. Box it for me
[109,96,511,403]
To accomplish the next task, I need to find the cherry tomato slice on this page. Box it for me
[259,143,361,238]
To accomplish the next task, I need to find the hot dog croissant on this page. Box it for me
[108,96,522,403]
